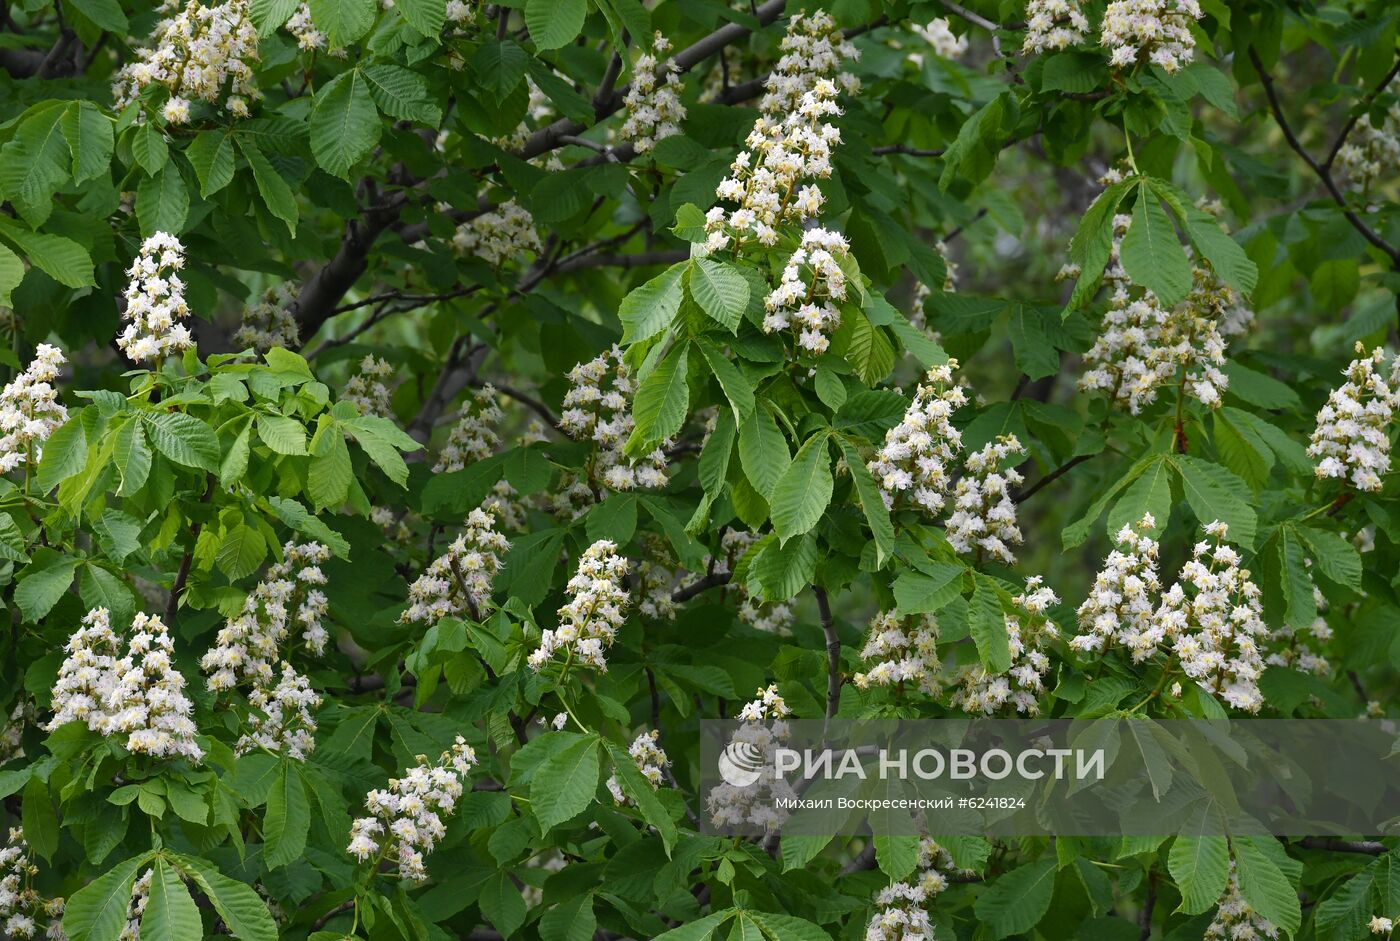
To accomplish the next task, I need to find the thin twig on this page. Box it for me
[672,571,732,603]
[1323,56,1400,173]
[813,586,841,725]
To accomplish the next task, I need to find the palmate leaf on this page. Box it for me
[973,857,1057,938]
[770,432,833,541]
[531,733,601,832]
[1120,186,1192,307]
[626,342,689,457]
[310,70,381,177]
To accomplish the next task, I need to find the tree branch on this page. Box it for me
[1248,47,1400,267]
[812,586,841,723]
[1294,837,1387,855]
[1323,55,1400,173]
[672,571,732,603]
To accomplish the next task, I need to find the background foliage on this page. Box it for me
[1,0,1399,938]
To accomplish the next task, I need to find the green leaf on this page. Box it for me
[651,911,733,941]
[626,343,689,457]
[479,871,526,937]
[620,263,685,344]
[186,131,236,197]
[395,0,444,36]
[174,855,278,941]
[361,63,442,124]
[263,763,310,870]
[21,774,57,860]
[605,741,677,852]
[1181,202,1258,295]
[973,857,1056,939]
[110,415,151,497]
[308,431,353,509]
[688,258,749,333]
[847,309,895,385]
[36,414,89,491]
[249,0,296,30]
[16,551,80,622]
[968,574,1010,674]
[472,39,528,99]
[1107,454,1172,536]
[738,406,789,499]
[696,338,755,422]
[60,101,114,183]
[140,859,202,941]
[531,734,601,832]
[308,0,374,44]
[1234,839,1301,937]
[1167,835,1230,914]
[837,438,895,566]
[540,895,596,941]
[67,0,128,31]
[62,853,146,941]
[1120,187,1192,307]
[525,0,585,49]
[748,911,833,941]
[257,414,309,455]
[81,564,137,624]
[1314,871,1373,941]
[217,524,267,581]
[144,412,220,471]
[136,164,189,237]
[132,123,169,175]
[237,139,299,235]
[310,70,382,178]
[892,564,963,616]
[0,218,96,288]
[1172,454,1256,548]
[1296,525,1363,590]
[770,433,833,541]
[0,243,21,306]
[1063,180,1131,312]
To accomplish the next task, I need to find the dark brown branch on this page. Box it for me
[553,250,687,274]
[467,379,558,426]
[872,144,945,157]
[1249,47,1400,267]
[813,586,841,722]
[672,571,732,603]
[166,475,216,622]
[1015,453,1092,503]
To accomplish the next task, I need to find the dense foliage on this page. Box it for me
[0,0,1399,938]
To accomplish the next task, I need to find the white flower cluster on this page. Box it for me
[946,434,1026,564]
[0,344,67,476]
[1336,85,1400,194]
[112,0,260,122]
[1307,344,1398,492]
[1022,0,1089,53]
[759,9,860,115]
[0,828,64,941]
[452,200,542,266]
[1100,0,1202,73]
[852,611,941,696]
[606,729,670,805]
[434,387,503,473]
[49,608,203,762]
[118,232,194,364]
[762,228,850,353]
[400,506,510,625]
[234,284,300,353]
[347,737,476,882]
[559,346,668,492]
[239,663,321,759]
[705,11,856,253]
[863,839,958,941]
[1204,860,1277,941]
[201,540,332,691]
[706,79,843,252]
[1159,521,1268,712]
[912,18,968,59]
[637,533,679,621]
[1371,916,1395,935]
[952,577,1060,715]
[1076,214,1243,414]
[619,33,686,152]
[1071,514,1164,660]
[285,3,329,52]
[706,686,795,830]
[867,361,969,514]
[342,355,395,419]
[0,700,33,765]
[1266,576,1331,676]
[530,540,630,672]
[118,869,152,941]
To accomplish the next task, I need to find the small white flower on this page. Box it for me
[1022,0,1090,54]
[1099,0,1202,74]
[117,233,194,364]
[453,200,541,266]
[1307,344,1398,493]
[529,540,630,672]
[400,505,510,625]
[0,345,67,476]
[112,0,261,121]
[234,283,300,352]
[619,33,687,152]
[867,361,969,516]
